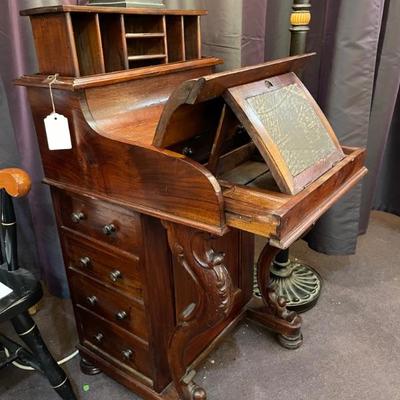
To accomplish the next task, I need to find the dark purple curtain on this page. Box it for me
[0,0,79,297]
[304,0,400,252]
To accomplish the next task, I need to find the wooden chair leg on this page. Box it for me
[11,312,77,400]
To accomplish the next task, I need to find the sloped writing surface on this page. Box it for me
[225,72,344,195]
[246,83,338,177]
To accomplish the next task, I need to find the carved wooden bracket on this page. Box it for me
[163,222,234,400]
[248,244,303,349]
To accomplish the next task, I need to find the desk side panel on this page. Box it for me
[30,13,80,76]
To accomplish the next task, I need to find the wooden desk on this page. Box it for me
[17,6,367,400]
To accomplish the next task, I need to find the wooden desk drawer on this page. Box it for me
[221,147,367,248]
[76,306,152,379]
[69,271,148,341]
[63,232,143,299]
[56,191,142,253]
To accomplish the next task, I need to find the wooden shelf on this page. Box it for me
[26,7,203,76]
[124,14,164,33]
[125,33,165,38]
[128,54,167,61]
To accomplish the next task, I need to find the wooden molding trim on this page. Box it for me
[20,5,208,17]
[15,58,223,91]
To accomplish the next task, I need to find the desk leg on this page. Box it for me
[164,223,234,400]
[248,244,303,350]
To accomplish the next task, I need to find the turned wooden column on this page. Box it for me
[289,0,311,56]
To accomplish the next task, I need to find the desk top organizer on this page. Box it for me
[21,5,205,76]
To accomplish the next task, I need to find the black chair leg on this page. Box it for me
[11,311,77,400]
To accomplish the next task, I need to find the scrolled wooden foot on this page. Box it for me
[278,332,303,350]
[192,386,207,400]
[182,380,207,400]
[164,222,234,400]
[80,357,101,375]
[248,244,303,349]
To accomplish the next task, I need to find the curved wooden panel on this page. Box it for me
[26,86,226,233]
[83,64,217,146]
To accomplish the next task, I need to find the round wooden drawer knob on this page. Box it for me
[94,333,104,343]
[80,256,91,268]
[110,269,122,282]
[116,310,128,321]
[122,349,134,361]
[71,211,85,223]
[86,296,98,306]
[102,224,116,235]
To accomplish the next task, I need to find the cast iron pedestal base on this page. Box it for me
[270,257,322,313]
[254,249,322,313]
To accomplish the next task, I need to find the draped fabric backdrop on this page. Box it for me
[1,0,78,297]
[1,0,399,297]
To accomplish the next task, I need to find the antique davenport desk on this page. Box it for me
[17,5,367,400]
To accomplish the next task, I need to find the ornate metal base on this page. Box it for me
[270,258,322,312]
[254,258,322,313]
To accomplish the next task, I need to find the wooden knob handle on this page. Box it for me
[102,224,116,235]
[94,333,104,343]
[79,257,91,268]
[86,296,98,306]
[110,270,122,282]
[71,211,85,223]
[116,310,128,321]
[122,349,134,361]
[0,168,31,198]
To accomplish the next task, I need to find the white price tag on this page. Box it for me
[44,112,72,151]
[0,282,13,300]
